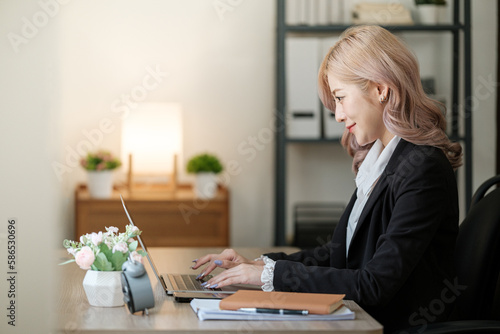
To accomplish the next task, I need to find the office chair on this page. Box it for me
[401,175,500,334]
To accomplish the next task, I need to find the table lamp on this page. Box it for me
[121,102,183,193]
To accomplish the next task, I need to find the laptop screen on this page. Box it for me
[120,195,167,291]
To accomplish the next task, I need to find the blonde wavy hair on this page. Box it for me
[318,25,462,173]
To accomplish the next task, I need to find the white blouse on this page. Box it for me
[346,135,400,255]
[260,135,401,291]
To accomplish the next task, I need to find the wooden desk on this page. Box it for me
[56,247,383,334]
[75,184,229,247]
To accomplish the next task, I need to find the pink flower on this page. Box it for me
[96,162,106,171]
[75,246,95,270]
[102,152,112,162]
[105,239,113,249]
[130,226,139,235]
[130,251,143,264]
[91,232,103,246]
[112,242,128,254]
[106,226,119,235]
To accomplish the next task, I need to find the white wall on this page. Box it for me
[0,0,63,332]
[56,0,276,246]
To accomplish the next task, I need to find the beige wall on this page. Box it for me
[0,1,497,332]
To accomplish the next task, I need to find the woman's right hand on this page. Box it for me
[190,249,263,279]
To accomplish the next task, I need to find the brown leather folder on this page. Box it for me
[219,290,345,315]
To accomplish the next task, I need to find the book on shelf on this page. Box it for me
[219,290,345,315]
[352,3,414,25]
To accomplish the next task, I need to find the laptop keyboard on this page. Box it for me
[172,274,221,291]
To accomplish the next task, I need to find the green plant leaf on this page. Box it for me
[80,150,122,171]
[186,153,223,174]
[110,251,127,271]
[93,252,113,271]
[99,243,112,258]
[58,259,75,266]
[128,240,138,252]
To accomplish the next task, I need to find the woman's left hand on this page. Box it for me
[203,263,265,289]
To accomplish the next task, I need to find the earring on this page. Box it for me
[379,96,387,104]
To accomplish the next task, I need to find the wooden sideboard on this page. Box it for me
[74,184,229,247]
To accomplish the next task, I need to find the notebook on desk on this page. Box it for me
[120,195,256,302]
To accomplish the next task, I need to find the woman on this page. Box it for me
[191,25,462,333]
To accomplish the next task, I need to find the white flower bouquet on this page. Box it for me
[61,225,146,271]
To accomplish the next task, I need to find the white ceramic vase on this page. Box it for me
[87,170,113,199]
[194,172,218,199]
[82,270,124,307]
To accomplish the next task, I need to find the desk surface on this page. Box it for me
[56,247,383,334]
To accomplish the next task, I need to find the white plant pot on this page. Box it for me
[82,270,124,307]
[87,170,113,199]
[417,5,443,25]
[194,172,218,199]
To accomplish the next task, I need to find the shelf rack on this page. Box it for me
[274,0,472,246]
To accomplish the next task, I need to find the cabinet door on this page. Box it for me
[76,200,229,247]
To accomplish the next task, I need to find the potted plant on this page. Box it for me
[415,0,446,25]
[186,153,223,199]
[80,150,121,198]
[60,225,146,307]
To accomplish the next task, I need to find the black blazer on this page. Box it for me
[265,139,459,333]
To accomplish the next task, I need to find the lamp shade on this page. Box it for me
[121,103,182,176]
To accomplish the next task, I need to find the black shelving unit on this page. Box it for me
[274,0,472,246]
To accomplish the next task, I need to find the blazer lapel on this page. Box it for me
[331,190,357,269]
[347,140,410,253]
[348,174,390,251]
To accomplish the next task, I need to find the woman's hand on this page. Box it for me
[201,262,265,289]
[190,249,264,287]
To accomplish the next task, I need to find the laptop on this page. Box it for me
[119,195,255,302]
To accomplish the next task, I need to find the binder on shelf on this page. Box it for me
[320,36,344,139]
[328,0,344,24]
[316,0,329,25]
[286,37,321,139]
[286,0,345,26]
[323,108,345,139]
[286,0,308,25]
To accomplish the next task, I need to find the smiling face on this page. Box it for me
[327,73,394,147]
